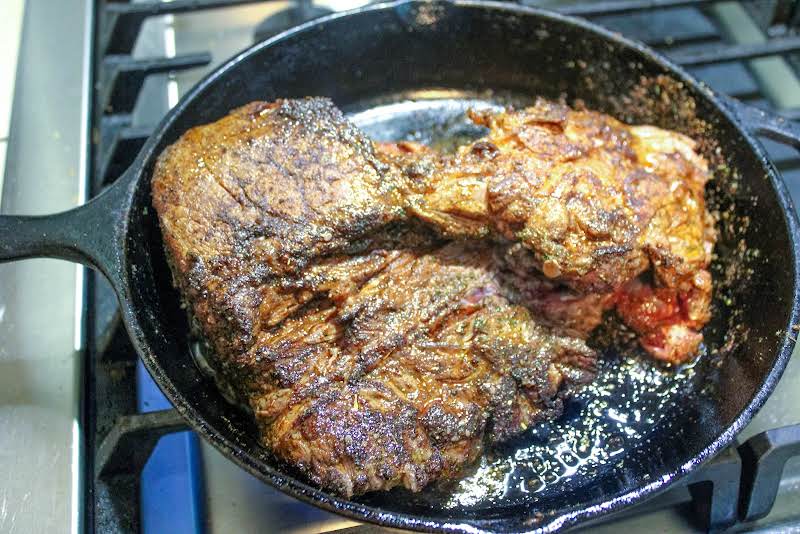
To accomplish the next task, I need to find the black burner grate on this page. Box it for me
[85,1,800,532]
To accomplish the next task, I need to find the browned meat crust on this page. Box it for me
[378,99,715,362]
[255,243,595,496]
[152,97,714,497]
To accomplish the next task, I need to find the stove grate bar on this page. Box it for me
[742,0,800,35]
[668,34,800,66]
[95,409,189,479]
[104,0,718,55]
[738,424,800,522]
[589,445,743,530]
[102,0,274,55]
[97,123,154,188]
[553,0,715,17]
[100,53,211,115]
[685,445,742,531]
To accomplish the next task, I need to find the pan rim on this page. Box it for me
[120,0,800,531]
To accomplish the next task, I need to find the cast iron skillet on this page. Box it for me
[2,1,800,531]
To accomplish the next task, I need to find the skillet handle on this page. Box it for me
[0,170,132,289]
[721,93,800,149]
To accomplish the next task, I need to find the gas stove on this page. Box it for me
[2,1,800,532]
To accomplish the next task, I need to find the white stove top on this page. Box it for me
[0,0,25,197]
[0,1,91,533]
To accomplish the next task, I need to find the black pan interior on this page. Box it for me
[119,1,798,531]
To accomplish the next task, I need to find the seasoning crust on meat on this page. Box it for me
[379,99,714,362]
[152,97,715,497]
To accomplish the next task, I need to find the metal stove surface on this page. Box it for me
[0,1,91,533]
[4,1,800,533]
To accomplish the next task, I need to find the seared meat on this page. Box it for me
[152,97,714,497]
[152,99,415,365]
[379,99,715,362]
[388,100,714,292]
[494,242,712,363]
[154,99,408,277]
[152,98,596,497]
[256,243,596,496]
